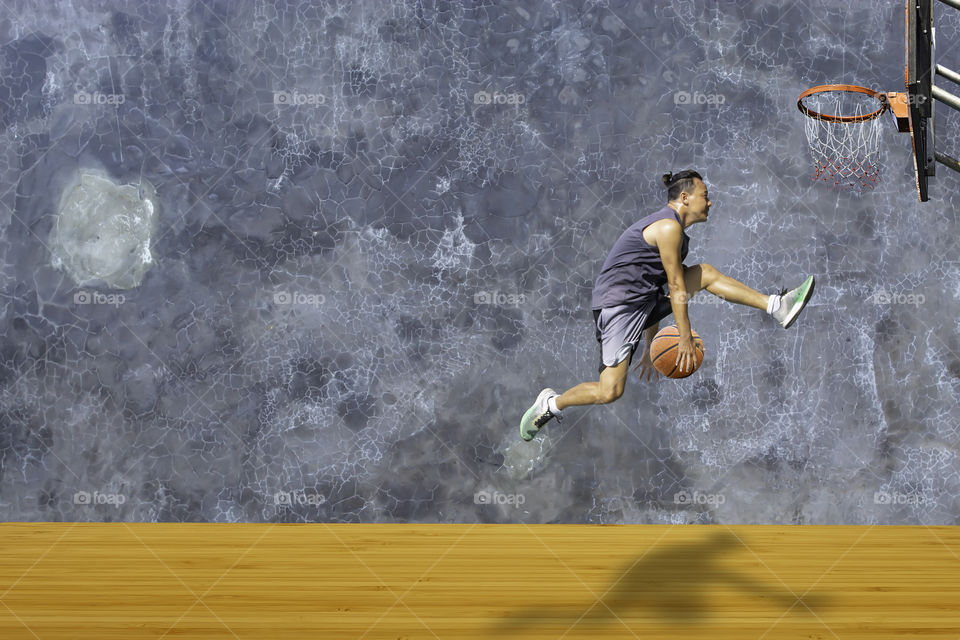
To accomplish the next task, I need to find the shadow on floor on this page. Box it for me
[489,528,829,634]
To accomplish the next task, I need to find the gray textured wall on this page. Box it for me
[1,0,958,524]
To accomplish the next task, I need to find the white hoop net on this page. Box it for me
[801,89,885,192]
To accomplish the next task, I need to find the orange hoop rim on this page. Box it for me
[797,84,889,123]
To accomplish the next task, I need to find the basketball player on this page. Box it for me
[520,170,815,441]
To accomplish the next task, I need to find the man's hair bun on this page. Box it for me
[661,169,703,201]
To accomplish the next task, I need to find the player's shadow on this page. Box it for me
[490,529,829,634]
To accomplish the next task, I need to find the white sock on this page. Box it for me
[766,294,781,315]
[548,395,562,415]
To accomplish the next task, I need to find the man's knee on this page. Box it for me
[698,262,718,282]
[683,263,718,294]
[597,357,629,403]
[598,382,625,404]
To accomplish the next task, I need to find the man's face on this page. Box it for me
[683,179,712,220]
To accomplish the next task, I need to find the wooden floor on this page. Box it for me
[0,524,957,638]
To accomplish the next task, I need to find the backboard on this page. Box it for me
[906,0,934,201]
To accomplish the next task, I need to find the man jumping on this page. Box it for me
[520,169,815,441]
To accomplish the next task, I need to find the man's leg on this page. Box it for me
[554,356,630,410]
[519,304,646,440]
[682,263,815,328]
[680,263,769,309]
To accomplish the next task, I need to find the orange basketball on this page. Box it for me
[649,325,704,378]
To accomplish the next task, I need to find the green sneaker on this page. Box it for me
[772,275,816,329]
[520,388,561,441]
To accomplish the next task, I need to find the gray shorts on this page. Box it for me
[593,295,674,374]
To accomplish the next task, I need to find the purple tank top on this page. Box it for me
[591,206,689,310]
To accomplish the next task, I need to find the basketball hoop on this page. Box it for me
[797,84,889,191]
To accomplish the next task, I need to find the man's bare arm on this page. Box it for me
[656,221,692,339]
